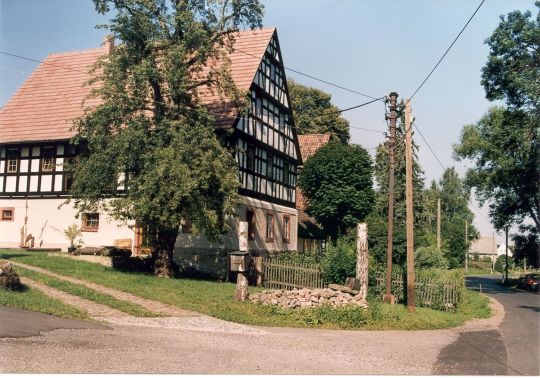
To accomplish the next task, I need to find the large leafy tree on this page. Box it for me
[298,141,374,240]
[288,80,350,143]
[454,4,539,233]
[70,0,264,277]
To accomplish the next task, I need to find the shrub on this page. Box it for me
[415,245,448,269]
[495,255,507,273]
[0,260,22,290]
[320,236,356,284]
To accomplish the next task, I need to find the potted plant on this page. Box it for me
[64,224,83,253]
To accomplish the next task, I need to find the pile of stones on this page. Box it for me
[248,284,368,310]
[0,259,22,290]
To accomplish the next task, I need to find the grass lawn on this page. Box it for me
[0,285,91,321]
[1,250,491,330]
[14,266,159,318]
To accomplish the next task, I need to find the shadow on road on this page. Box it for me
[517,305,540,313]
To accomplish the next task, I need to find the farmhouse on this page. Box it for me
[0,28,301,273]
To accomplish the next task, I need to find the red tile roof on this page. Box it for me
[297,133,331,162]
[0,28,275,143]
[296,133,331,211]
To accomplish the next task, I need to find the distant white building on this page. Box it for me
[497,244,513,258]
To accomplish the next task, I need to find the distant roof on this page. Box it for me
[297,133,331,162]
[0,28,275,144]
[470,236,497,254]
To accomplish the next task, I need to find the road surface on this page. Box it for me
[1,276,538,374]
[434,275,539,375]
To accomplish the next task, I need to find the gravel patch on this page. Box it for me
[102,315,268,335]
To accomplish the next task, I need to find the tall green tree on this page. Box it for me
[70,0,264,277]
[288,80,350,143]
[454,4,539,234]
[298,141,374,240]
[434,168,479,268]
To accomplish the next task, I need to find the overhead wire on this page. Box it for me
[403,0,489,224]
[409,0,487,100]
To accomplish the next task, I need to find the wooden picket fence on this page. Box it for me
[263,258,326,290]
[374,274,460,311]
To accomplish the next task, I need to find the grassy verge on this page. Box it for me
[0,286,91,321]
[1,250,491,330]
[15,266,159,318]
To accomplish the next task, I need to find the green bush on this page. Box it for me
[415,245,448,269]
[494,255,507,272]
[274,250,321,265]
[320,237,356,284]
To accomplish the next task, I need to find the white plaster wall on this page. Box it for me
[0,198,134,251]
[175,196,298,252]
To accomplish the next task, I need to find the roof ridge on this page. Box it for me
[47,46,106,58]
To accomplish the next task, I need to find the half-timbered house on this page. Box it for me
[0,28,301,275]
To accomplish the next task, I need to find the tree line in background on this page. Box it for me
[295,4,539,271]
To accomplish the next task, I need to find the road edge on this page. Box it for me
[452,295,505,333]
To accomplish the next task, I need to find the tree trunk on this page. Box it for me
[152,225,179,278]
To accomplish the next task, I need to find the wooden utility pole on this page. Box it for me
[384,92,398,304]
[465,220,468,273]
[405,99,415,312]
[437,198,441,250]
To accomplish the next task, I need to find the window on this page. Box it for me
[41,147,55,172]
[6,150,18,173]
[82,213,100,232]
[246,145,255,172]
[283,215,290,243]
[265,212,274,241]
[246,209,256,240]
[1,208,14,221]
[267,153,273,179]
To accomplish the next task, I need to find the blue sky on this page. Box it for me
[0,0,536,242]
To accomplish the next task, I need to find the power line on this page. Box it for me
[0,51,87,74]
[412,120,491,223]
[409,0,486,100]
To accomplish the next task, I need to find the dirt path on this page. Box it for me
[20,277,126,319]
[12,261,198,318]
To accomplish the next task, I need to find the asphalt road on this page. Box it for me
[434,275,539,376]
[1,276,537,374]
[0,306,107,337]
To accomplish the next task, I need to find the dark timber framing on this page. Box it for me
[233,31,301,208]
[0,141,77,198]
[0,31,301,210]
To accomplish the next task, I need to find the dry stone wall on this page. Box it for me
[249,285,368,310]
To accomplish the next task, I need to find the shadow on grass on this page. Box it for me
[0,253,32,260]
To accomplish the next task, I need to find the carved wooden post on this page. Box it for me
[356,223,368,299]
[235,221,249,301]
[234,273,249,301]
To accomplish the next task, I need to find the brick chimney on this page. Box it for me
[103,35,114,54]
